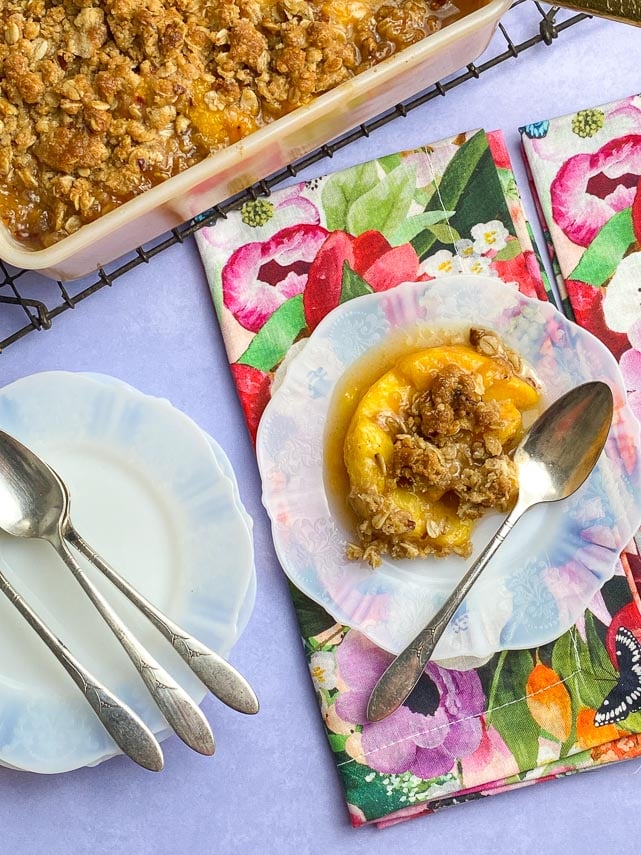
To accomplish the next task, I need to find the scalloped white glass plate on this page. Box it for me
[84,373,256,641]
[257,276,641,664]
[0,371,255,773]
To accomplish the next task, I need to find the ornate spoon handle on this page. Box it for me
[52,536,215,756]
[0,567,164,771]
[65,526,259,715]
[367,502,526,722]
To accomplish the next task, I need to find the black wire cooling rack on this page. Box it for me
[0,0,590,352]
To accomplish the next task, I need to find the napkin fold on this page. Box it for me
[197,127,641,827]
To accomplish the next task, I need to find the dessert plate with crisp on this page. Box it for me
[0,371,255,773]
[256,276,641,664]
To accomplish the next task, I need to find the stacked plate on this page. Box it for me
[0,372,255,774]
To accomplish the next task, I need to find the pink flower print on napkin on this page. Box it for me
[222,223,329,332]
[334,630,484,779]
[459,723,517,789]
[550,134,641,247]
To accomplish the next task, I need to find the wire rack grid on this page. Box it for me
[0,1,590,352]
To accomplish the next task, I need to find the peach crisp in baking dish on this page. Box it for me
[0,0,487,250]
[326,328,540,568]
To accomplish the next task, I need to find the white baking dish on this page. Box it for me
[0,0,511,280]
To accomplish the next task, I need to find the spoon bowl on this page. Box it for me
[366,381,614,722]
[514,380,614,503]
[0,446,65,540]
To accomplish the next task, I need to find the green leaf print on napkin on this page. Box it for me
[494,237,523,261]
[339,751,458,822]
[322,161,417,241]
[552,619,616,714]
[485,649,540,772]
[378,152,403,173]
[423,222,461,246]
[288,582,337,639]
[237,294,306,372]
[390,210,455,245]
[340,262,374,303]
[568,207,636,286]
[322,160,380,230]
[412,130,514,259]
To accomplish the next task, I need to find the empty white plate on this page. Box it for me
[0,371,255,773]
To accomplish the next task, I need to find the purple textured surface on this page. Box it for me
[1,11,641,853]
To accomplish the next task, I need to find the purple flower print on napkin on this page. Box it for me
[334,630,485,779]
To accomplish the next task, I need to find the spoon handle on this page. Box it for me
[53,538,215,756]
[65,526,259,715]
[0,567,164,771]
[367,502,527,723]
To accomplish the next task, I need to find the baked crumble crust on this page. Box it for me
[0,0,459,248]
[344,330,540,568]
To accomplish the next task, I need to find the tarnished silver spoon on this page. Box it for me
[0,566,164,771]
[0,430,217,756]
[367,380,614,722]
[0,428,258,717]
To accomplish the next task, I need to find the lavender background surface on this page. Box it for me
[1,8,641,853]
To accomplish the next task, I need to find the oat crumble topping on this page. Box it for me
[344,329,540,568]
[0,0,465,249]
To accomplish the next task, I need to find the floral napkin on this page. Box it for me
[196,128,641,827]
[521,103,641,806]
[520,94,641,425]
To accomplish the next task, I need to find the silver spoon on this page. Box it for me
[367,380,614,722]
[0,428,258,715]
[9,434,260,717]
[0,432,215,756]
[65,525,259,716]
[0,566,164,771]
